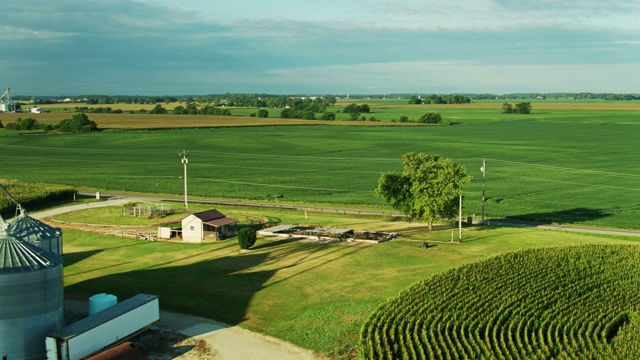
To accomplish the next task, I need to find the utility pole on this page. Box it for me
[180,150,188,209]
[459,194,463,242]
[481,159,486,224]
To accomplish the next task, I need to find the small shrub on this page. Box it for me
[418,112,442,124]
[319,112,335,120]
[238,228,257,249]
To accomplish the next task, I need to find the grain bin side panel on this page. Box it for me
[0,265,65,360]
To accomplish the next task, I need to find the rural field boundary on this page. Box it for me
[68,192,640,238]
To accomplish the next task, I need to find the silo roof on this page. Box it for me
[0,231,63,273]
[7,214,61,243]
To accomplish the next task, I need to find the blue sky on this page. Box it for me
[3,0,639,95]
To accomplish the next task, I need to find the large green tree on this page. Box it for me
[149,104,167,114]
[375,152,470,231]
[57,113,98,132]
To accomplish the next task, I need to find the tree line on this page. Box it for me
[14,92,640,105]
[408,94,471,104]
[1,114,98,132]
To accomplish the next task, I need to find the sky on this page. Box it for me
[2,0,639,95]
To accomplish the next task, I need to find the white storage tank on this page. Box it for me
[89,293,118,315]
[0,230,64,360]
[7,214,63,255]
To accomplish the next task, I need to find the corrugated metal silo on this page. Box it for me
[8,214,63,255]
[0,230,64,360]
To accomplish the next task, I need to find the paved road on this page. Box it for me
[30,196,147,219]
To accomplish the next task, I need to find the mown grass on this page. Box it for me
[60,207,640,358]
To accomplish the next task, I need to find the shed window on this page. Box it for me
[190,226,194,231]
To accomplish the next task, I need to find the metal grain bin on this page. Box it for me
[0,230,64,360]
[7,214,63,255]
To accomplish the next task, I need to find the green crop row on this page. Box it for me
[359,244,640,359]
[0,179,76,218]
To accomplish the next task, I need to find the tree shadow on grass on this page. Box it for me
[66,240,366,327]
[251,237,302,251]
[446,208,613,243]
[68,252,274,325]
[63,249,104,267]
[63,242,149,266]
[503,207,611,225]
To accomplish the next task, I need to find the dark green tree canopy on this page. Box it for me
[343,103,370,113]
[238,228,257,249]
[4,117,40,131]
[514,102,532,114]
[149,104,167,114]
[57,113,98,132]
[375,152,470,231]
[418,112,442,124]
[408,95,422,104]
[502,102,531,114]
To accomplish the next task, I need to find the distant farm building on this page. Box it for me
[28,107,45,113]
[0,87,16,113]
[157,209,238,242]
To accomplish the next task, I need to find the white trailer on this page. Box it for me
[46,294,159,360]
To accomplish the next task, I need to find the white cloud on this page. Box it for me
[0,25,75,42]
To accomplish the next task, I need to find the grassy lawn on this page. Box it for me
[59,205,640,358]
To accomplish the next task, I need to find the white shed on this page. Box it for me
[181,209,238,243]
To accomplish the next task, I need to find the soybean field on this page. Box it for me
[0,105,639,228]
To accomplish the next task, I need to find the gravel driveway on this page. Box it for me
[65,298,322,359]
